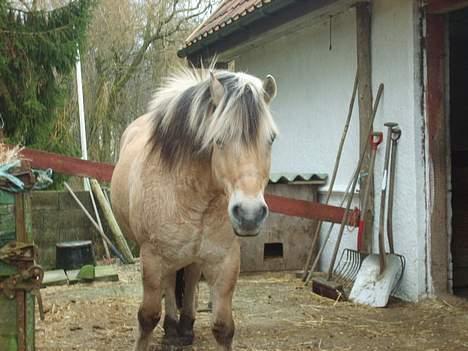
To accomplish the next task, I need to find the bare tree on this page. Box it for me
[67,0,215,162]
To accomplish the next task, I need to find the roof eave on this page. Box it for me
[177,0,298,59]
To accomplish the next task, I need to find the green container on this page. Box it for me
[0,190,35,351]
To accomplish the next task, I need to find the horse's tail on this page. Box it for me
[175,268,185,310]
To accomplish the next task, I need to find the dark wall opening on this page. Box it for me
[449,8,468,297]
[263,243,283,260]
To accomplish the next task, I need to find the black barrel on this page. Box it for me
[56,240,96,270]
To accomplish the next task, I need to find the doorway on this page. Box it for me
[449,8,468,297]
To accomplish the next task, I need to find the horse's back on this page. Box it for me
[111,114,151,242]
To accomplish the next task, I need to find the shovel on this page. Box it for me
[349,123,404,307]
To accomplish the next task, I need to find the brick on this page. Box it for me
[34,227,60,246]
[33,211,59,245]
[31,210,44,231]
[36,247,57,269]
[59,191,92,210]
[57,209,90,230]
[31,191,59,210]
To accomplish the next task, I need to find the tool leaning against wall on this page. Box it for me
[349,124,405,307]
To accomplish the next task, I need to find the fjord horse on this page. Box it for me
[111,67,278,351]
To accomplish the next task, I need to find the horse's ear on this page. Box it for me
[263,75,277,104]
[210,71,224,106]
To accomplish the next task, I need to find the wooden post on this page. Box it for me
[90,179,135,264]
[356,2,373,253]
[426,13,449,294]
[87,183,111,260]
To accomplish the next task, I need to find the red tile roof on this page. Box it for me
[185,0,273,47]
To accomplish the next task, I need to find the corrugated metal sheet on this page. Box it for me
[269,172,327,184]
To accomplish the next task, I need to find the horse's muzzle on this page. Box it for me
[232,226,261,237]
[229,200,268,237]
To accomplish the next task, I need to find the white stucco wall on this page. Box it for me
[226,0,427,300]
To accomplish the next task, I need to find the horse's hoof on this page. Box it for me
[160,343,188,351]
[177,315,195,343]
[161,334,194,347]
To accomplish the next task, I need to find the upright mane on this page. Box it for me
[147,67,278,169]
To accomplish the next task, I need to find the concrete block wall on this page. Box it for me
[240,183,319,272]
[31,191,108,269]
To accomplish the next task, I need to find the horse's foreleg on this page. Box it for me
[162,273,179,341]
[178,263,202,343]
[135,244,162,351]
[204,246,240,351]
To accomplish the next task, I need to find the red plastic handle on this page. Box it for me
[370,132,383,151]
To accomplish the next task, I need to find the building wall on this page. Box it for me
[228,0,427,300]
[241,183,319,272]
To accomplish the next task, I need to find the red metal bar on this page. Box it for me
[265,194,359,227]
[17,147,359,225]
[19,147,114,183]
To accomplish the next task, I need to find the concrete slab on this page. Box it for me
[95,265,119,282]
[42,269,68,286]
[65,265,118,284]
[65,269,81,284]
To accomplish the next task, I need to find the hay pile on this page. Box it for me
[0,143,23,165]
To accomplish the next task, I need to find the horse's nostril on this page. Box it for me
[232,204,242,221]
[257,205,268,222]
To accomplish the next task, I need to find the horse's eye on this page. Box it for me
[216,139,224,149]
[269,134,277,145]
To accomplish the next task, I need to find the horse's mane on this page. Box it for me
[147,67,278,169]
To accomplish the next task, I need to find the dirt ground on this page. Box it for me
[36,263,468,351]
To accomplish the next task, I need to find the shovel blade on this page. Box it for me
[349,254,402,307]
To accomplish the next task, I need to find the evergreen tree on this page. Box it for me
[0,0,94,154]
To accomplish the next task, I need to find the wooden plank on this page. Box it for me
[356,2,374,253]
[19,147,114,183]
[14,194,26,243]
[426,14,449,294]
[0,191,15,205]
[428,0,468,14]
[0,295,17,350]
[89,180,135,263]
[16,291,25,351]
[25,294,34,351]
[265,194,358,226]
[0,188,35,350]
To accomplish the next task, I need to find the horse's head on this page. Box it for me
[148,68,278,236]
[208,72,278,237]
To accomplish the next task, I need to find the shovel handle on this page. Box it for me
[391,127,402,141]
[370,132,383,151]
[357,132,383,252]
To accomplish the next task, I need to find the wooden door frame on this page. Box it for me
[425,0,468,294]
[426,11,449,295]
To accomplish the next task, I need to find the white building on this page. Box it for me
[178,0,468,301]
